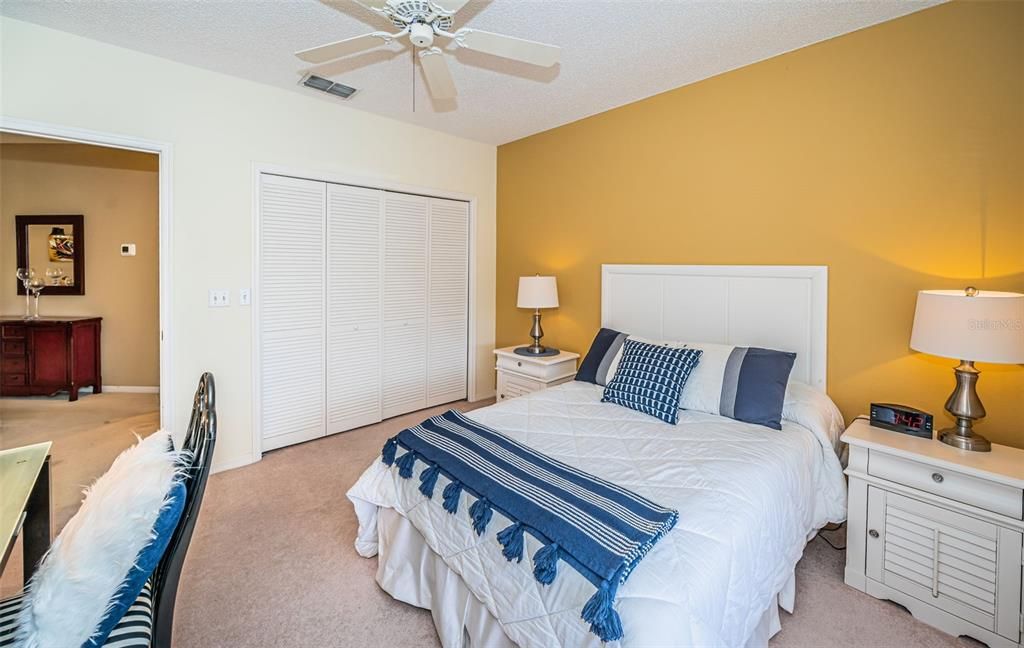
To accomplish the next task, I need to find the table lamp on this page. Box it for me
[516,275,559,356]
[910,287,1024,451]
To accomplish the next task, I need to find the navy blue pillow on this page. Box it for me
[85,480,186,648]
[601,339,702,424]
[719,347,796,430]
[576,328,628,386]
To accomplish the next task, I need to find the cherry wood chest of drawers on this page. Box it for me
[0,316,102,401]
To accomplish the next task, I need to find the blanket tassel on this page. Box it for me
[418,463,441,498]
[381,437,398,466]
[396,451,417,479]
[468,497,493,536]
[532,542,560,585]
[442,480,463,514]
[496,522,525,563]
[582,580,624,642]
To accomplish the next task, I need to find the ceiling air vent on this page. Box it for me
[300,74,358,100]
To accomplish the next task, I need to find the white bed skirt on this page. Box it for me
[373,508,795,648]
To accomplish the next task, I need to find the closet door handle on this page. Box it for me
[931,529,940,598]
[868,529,879,539]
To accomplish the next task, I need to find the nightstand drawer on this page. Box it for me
[496,354,575,381]
[869,451,1023,519]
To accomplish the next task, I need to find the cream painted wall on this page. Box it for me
[0,17,497,471]
[1,143,160,386]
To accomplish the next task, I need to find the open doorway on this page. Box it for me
[0,132,161,596]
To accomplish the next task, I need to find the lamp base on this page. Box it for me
[938,360,991,452]
[938,427,991,452]
[514,346,560,357]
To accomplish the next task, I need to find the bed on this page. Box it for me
[348,265,848,647]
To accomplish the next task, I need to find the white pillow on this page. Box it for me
[675,342,737,414]
[17,430,181,648]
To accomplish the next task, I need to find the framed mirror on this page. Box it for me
[15,214,86,296]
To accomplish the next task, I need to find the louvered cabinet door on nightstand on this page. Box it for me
[843,418,1024,648]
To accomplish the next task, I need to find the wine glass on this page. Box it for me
[45,267,65,286]
[15,267,34,319]
[27,277,45,320]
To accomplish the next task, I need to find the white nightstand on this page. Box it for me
[494,346,579,402]
[843,417,1024,648]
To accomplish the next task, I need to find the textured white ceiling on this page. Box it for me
[0,0,941,145]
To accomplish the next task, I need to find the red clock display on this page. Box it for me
[892,411,924,429]
[871,404,933,439]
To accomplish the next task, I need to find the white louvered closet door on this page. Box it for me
[326,183,383,434]
[260,174,326,451]
[427,198,469,406]
[382,192,429,419]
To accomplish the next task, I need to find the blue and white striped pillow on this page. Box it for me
[601,339,702,424]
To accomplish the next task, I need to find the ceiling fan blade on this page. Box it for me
[454,29,560,67]
[295,32,392,64]
[429,0,470,14]
[419,48,457,99]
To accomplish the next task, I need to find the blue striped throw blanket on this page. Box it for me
[380,409,678,641]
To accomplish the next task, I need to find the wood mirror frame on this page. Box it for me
[15,214,86,296]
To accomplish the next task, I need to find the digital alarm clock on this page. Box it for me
[870,403,934,439]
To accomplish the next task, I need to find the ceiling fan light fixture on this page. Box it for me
[300,74,358,100]
[409,23,434,48]
[294,0,561,104]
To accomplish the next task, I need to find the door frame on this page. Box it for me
[251,162,479,462]
[0,117,175,436]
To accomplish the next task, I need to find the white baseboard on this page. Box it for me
[101,385,160,394]
[212,452,258,474]
[469,387,496,402]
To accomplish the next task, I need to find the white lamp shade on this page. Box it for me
[910,290,1024,364]
[517,276,559,309]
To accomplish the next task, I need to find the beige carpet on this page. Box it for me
[172,401,982,648]
[0,392,160,598]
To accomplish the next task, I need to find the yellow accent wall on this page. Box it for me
[496,2,1024,447]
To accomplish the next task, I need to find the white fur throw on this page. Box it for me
[17,430,182,648]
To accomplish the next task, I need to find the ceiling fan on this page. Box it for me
[296,0,561,100]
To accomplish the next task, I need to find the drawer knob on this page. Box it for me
[517,361,522,367]
[931,472,944,484]
[868,529,879,539]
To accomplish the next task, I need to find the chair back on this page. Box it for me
[151,372,217,647]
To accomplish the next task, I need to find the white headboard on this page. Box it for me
[601,265,828,391]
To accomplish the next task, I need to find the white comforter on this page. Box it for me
[348,381,847,647]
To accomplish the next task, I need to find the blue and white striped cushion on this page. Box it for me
[0,580,153,648]
[601,339,702,424]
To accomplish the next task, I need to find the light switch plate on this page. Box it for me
[239,288,251,306]
[208,289,230,308]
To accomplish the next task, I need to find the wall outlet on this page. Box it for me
[120,243,136,256]
[208,289,230,308]
[239,288,251,306]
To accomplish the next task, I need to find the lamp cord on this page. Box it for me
[815,522,847,551]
